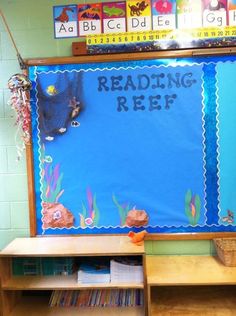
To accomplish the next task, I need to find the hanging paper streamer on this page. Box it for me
[8,73,32,160]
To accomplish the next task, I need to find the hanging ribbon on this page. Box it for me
[8,74,32,159]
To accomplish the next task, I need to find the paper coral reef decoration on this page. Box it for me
[8,73,32,160]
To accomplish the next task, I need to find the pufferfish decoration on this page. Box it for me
[8,73,32,160]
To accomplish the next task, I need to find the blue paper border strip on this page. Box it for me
[202,63,220,226]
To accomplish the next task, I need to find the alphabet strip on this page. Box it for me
[53,1,236,40]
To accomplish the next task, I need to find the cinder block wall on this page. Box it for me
[0,0,78,249]
[0,0,215,254]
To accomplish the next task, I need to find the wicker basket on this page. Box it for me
[214,238,236,266]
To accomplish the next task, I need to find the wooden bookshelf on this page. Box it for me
[0,236,146,316]
[146,255,236,316]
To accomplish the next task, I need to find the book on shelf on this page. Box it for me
[110,257,143,284]
[76,257,143,284]
[49,289,144,307]
[77,261,111,284]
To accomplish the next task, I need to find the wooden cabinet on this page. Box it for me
[0,236,147,316]
[2,238,236,315]
[146,255,236,316]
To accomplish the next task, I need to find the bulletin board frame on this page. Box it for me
[26,47,236,239]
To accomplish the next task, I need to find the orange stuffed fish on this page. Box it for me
[128,230,147,245]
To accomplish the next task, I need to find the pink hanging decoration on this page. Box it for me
[8,73,32,160]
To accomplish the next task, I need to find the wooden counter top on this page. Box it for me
[146,255,236,286]
[0,236,144,257]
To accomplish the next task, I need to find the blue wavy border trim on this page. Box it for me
[202,63,220,225]
[41,224,236,235]
[29,66,42,222]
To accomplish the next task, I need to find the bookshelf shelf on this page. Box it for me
[0,236,144,257]
[150,285,236,315]
[146,255,236,316]
[2,275,144,290]
[0,236,146,316]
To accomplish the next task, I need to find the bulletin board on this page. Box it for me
[27,51,236,236]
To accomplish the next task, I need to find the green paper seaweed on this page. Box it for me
[185,189,201,226]
[112,195,130,226]
[92,194,100,227]
[41,164,64,203]
[79,189,100,228]
[40,146,64,203]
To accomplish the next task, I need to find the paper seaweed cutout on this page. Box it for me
[8,73,32,159]
[41,149,74,229]
[79,188,100,228]
[42,162,64,203]
[185,189,201,226]
[112,195,130,226]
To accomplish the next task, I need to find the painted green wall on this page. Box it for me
[145,240,216,255]
[0,0,216,254]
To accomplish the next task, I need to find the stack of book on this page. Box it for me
[77,261,110,284]
[49,289,143,307]
[110,258,143,283]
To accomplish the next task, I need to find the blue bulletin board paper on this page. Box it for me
[28,56,236,235]
[216,61,236,226]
